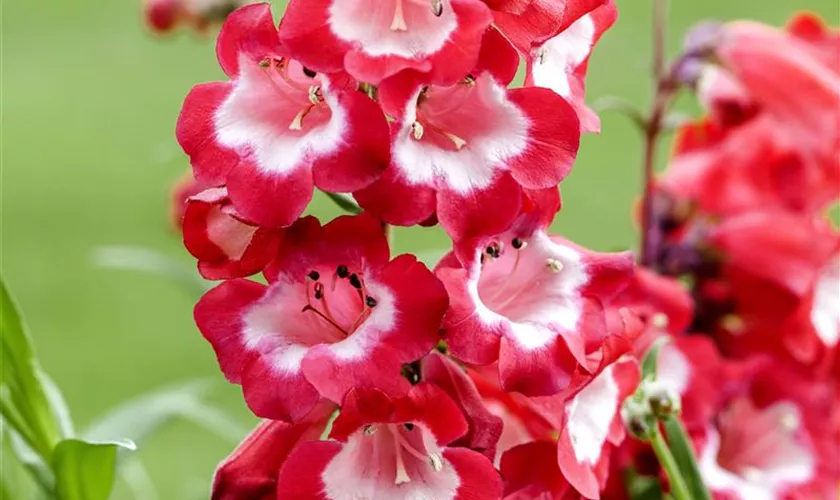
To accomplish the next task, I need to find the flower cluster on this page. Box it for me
[614,13,840,500]
[171,1,648,498]
[169,1,839,498]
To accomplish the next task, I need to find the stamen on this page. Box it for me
[349,274,363,289]
[486,242,501,259]
[430,0,443,16]
[537,48,548,65]
[391,0,408,31]
[411,121,424,140]
[258,57,272,68]
[313,282,325,300]
[308,270,320,281]
[337,265,350,279]
[462,74,476,86]
[394,431,411,484]
[511,237,526,250]
[289,105,315,131]
[546,258,564,273]
[440,130,467,150]
[403,423,414,431]
[301,305,348,336]
[366,296,378,307]
[302,67,317,78]
[307,85,323,105]
[429,453,443,471]
[363,424,377,436]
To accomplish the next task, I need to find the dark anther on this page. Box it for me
[365,296,377,307]
[480,253,486,264]
[404,423,415,431]
[486,242,501,259]
[337,265,350,278]
[512,238,523,249]
[431,0,443,17]
[349,274,363,289]
[308,270,320,281]
[302,67,317,78]
[314,282,324,300]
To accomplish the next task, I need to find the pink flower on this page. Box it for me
[500,358,639,500]
[525,0,617,133]
[354,47,581,240]
[176,3,390,228]
[182,187,283,280]
[421,351,504,459]
[275,385,503,499]
[484,0,610,54]
[277,0,493,86]
[212,402,335,500]
[697,398,816,500]
[436,192,634,396]
[194,214,448,421]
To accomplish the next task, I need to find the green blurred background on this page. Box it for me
[1,0,837,497]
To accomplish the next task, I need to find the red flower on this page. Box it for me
[176,3,390,227]
[211,402,335,500]
[275,385,503,499]
[277,0,493,86]
[194,214,448,421]
[182,187,283,280]
[484,0,610,54]
[354,46,580,240]
[524,0,617,133]
[436,193,634,396]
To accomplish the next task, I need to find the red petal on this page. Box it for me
[176,82,238,185]
[216,3,282,78]
[275,440,342,499]
[226,159,314,228]
[507,87,581,189]
[194,279,267,383]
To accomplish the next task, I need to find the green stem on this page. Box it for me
[650,423,692,500]
[324,192,361,214]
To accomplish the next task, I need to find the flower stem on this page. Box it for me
[650,423,692,500]
[639,0,677,268]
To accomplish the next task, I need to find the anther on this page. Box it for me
[337,265,350,278]
[258,58,271,69]
[363,424,377,436]
[349,274,363,289]
[462,74,476,86]
[486,242,501,259]
[546,258,564,272]
[511,237,525,250]
[313,282,325,300]
[429,453,443,471]
[411,121,424,140]
[307,85,323,105]
[302,67,317,78]
[308,270,320,281]
[430,0,443,16]
[366,296,378,308]
[403,423,414,431]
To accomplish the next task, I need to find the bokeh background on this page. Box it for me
[2,0,838,497]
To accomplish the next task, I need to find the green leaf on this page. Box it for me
[83,380,247,446]
[640,337,670,380]
[0,276,62,459]
[51,438,135,500]
[591,95,647,130]
[6,427,55,492]
[663,417,712,500]
[323,192,362,214]
[92,246,211,298]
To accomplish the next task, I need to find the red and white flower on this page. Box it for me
[194,214,448,421]
[177,3,390,228]
[525,0,617,133]
[437,192,634,396]
[355,49,581,239]
[212,402,335,500]
[275,385,503,499]
[277,0,493,86]
[182,186,283,280]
